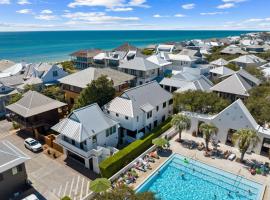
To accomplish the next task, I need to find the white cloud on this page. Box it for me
[0,0,10,4]
[106,7,133,12]
[16,9,32,14]
[63,12,139,24]
[182,3,195,10]
[222,0,246,2]
[68,0,148,8]
[41,9,53,14]
[244,18,270,23]
[153,14,169,18]
[217,3,235,9]
[128,0,149,7]
[35,14,58,20]
[17,0,31,5]
[174,14,185,17]
[200,12,227,15]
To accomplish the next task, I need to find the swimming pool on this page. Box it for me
[136,154,264,200]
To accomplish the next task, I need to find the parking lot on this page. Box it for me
[0,120,94,200]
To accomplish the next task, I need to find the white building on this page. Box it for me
[53,103,119,174]
[156,44,175,53]
[118,57,162,85]
[182,99,270,155]
[104,81,173,144]
[160,68,213,93]
[231,55,266,68]
[31,63,68,84]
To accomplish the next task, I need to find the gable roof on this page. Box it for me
[0,140,30,173]
[105,81,172,117]
[52,103,118,142]
[210,73,252,96]
[59,67,134,89]
[118,57,161,71]
[210,58,229,66]
[146,54,172,67]
[160,75,213,92]
[213,99,259,130]
[6,91,66,118]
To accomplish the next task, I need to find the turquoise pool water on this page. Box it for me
[136,154,264,200]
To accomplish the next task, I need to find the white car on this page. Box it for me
[24,138,42,152]
[22,194,39,200]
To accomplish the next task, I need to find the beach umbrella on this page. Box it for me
[152,138,168,147]
[89,178,111,193]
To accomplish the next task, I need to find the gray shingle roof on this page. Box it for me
[210,74,252,96]
[118,57,161,71]
[105,81,172,117]
[6,91,67,118]
[231,55,266,64]
[59,67,134,89]
[52,103,118,142]
[0,140,30,173]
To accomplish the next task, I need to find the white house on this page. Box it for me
[210,69,261,101]
[118,57,162,85]
[53,103,119,174]
[156,44,175,53]
[160,68,213,93]
[231,55,266,68]
[31,63,68,84]
[104,81,173,144]
[182,99,270,155]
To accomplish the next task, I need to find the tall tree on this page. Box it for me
[173,90,230,114]
[199,123,218,151]
[73,75,115,109]
[232,129,260,163]
[93,184,156,200]
[171,114,191,142]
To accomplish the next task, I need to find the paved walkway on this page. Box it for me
[132,131,270,200]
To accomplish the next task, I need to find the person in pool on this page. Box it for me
[180,172,185,179]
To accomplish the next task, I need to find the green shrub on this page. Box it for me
[141,49,154,55]
[12,122,21,130]
[99,118,172,178]
[60,196,72,200]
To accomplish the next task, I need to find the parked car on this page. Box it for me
[24,138,42,152]
[22,194,39,200]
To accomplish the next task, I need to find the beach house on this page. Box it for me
[53,104,119,173]
[210,69,261,101]
[59,67,135,105]
[231,55,266,68]
[182,99,270,156]
[104,81,173,144]
[0,140,30,199]
[160,68,213,93]
[31,63,68,84]
[6,91,67,135]
[118,57,162,85]
[70,49,104,69]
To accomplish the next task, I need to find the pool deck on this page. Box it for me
[131,132,270,200]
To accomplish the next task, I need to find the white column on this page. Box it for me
[84,158,90,169]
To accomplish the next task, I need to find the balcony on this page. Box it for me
[56,135,104,158]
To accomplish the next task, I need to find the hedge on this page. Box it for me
[99,118,172,178]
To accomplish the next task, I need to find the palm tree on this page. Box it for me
[171,114,191,142]
[93,184,156,200]
[199,123,218,151]
[232,129,260,163]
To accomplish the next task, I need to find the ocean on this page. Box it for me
[0,30,255,63]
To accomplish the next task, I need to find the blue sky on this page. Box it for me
[0,0,269,31]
